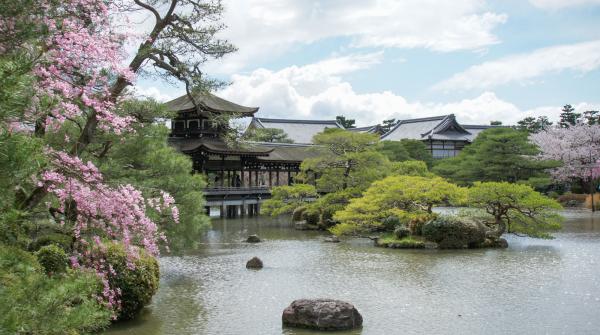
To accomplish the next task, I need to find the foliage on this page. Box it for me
[422,215,487,249]
[392,160,433,177]
[103,243,160,321]
[302,128,391,192]
[0,245,111,334]
[30,232,73,253]
[35,244,68,276]
[301,207,321,226]
[261,184,318,216]
[381,119,396,134]
[377,139,433,167]
[530,123,600,206]
[336,115,355,128]
[467,182,563,238]
[244,127,293,143]
[0,0,235,313]
[559,104,581,128]
[95,100,209,251]
[517,116,553,133]
[292,206,307,221]
[331,175,462,235]
[376,235,425,249]
[433,127,556,186]
[393,226,410,239]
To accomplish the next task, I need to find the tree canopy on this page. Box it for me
[377,139,433,167]
[301,128,391,192]
[433,127,556,186]
[468,182,562,238]
[244,127,293,143]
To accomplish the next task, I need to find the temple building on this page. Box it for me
[380,114,497,159]
[166,92,317,217]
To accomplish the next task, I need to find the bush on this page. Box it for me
[292,206,307,222]
[0,246,111,334]
[382,216,401,231]
[422,215,487,249]
[301,207,321,226]
[35,244,68,276]
[393,226,410,239]
[320,204,344,228]
[30,232,73,252]
[104,243,160,320]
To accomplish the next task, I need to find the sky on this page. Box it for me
[134,0,600,126]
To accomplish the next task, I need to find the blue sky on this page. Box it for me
[135,0,600,126]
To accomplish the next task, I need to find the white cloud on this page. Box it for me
[530,0,600,9]
[218,54,597,126]
[132,86,176,102]
[208,0,506,73]
[434,40,600,91]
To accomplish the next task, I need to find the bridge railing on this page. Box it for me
[202,186,271,196]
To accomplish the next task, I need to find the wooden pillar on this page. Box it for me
[255,170,259,186]
[276,170,280,186]
[268,169,272,188]
[219,205,224,218]
[241,201,246,217]
[227,170,231,187]
[287,166,291,186]
[220,155,225,187]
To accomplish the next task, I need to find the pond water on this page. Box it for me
[105,210,600,335]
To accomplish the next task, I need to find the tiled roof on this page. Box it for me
[250,118,344,144]
[165,91,259,115]
[381,114,492,142]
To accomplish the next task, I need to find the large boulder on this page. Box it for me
[246,234,261,243]
[246,257,263,269]
[422,216,487,249]
[282,299,362,331]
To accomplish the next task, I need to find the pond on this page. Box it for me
[105,210,600,335]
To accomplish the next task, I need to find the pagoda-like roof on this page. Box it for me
[381,114,492,142]
[249,117,344,144]
[165,91,259,116]
[168,137,273,156]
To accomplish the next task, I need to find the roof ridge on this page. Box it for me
[253,117,341,124]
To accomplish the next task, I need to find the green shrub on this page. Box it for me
[377,235,426,249]
[422,215,487,249]
[382,216,401,231]
[0,246,111,334]
[320,204,344,228]
[30,232,73,252]
[301,207,321,226]
[35,244,68,276]
[104,243,160,320]
[393,226,410,239]
[292,205,307,222]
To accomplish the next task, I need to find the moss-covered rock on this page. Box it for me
[422,215,487,249]
[376,235,426,249]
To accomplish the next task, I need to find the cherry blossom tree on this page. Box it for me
[1,0,235,311]
[530,123,600,211]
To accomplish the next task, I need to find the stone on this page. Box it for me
[295,221,309,230]
[246,234,261,243]
[495,238,509,248]
[282,299,363,331]
[246,257,263,269]
[324,236,340,243]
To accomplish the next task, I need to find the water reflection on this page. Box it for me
[106,210,600,335]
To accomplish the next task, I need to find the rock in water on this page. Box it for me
[246,257,263,269]
[282,299,363,331]
[246,234,261,243]
[324,236,340,243]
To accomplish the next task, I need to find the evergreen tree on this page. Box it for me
[559,104,581,128]
[244,127,293,143]
[433,128,556,186]
[381,119,396,133]
[336,115,356,128]
[517,116,553,133]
